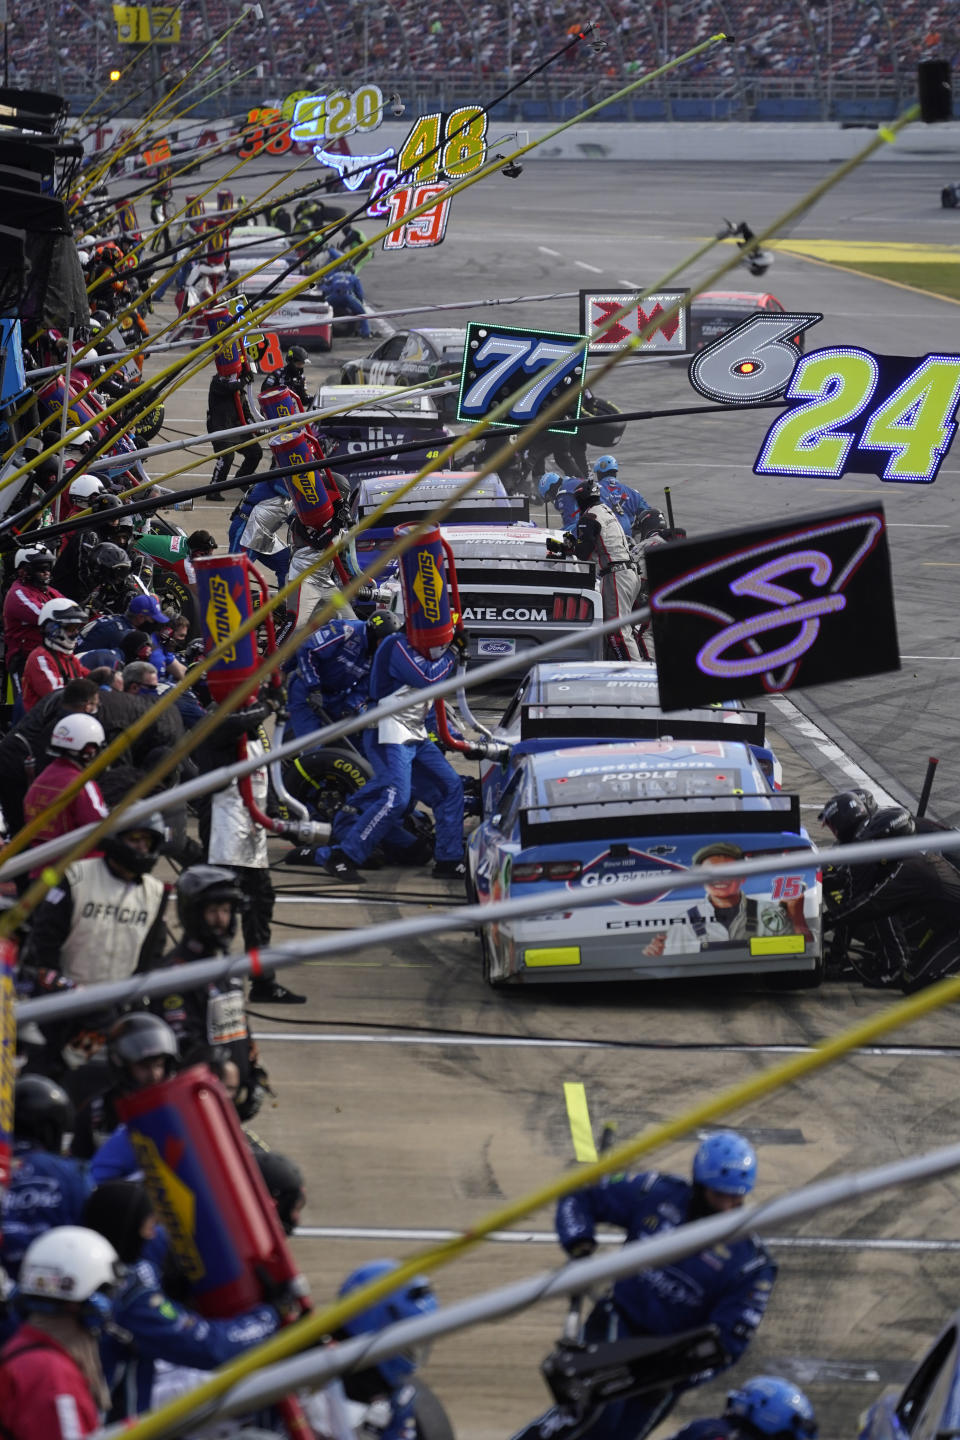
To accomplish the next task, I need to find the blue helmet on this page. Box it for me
[338,1259,438,1389]
[538,471,563,501]
[726,1377,817,1440]
[693,1131,757,1195]
[594,454,618,478]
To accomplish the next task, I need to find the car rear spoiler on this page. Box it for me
[520,706,766,746]
[358,499,530,527]
[454,563,597,588]
[518,792,802,847]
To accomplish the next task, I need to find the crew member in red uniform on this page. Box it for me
[22,714,109,846]
[206,359,262,500]
[22,599,90,712]
[0,1225,121,1440]
[3,547,63,678]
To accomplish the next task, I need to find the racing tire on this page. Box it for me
[281,747,373,824]
[942,187,958,209]
[154,570,199,636]
[480,926,505,989]
[414,1384,455,1440]
[766,951,825,990]
[133,394,165,444]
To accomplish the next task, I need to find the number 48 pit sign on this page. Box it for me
[580,290,688,355]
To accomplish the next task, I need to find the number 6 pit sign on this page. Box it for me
[457,323,587,433]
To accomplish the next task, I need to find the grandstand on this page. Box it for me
[12,0,958,120]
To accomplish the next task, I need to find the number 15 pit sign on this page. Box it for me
[580,290,688,355]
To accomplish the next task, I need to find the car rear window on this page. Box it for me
[541,767,747,806]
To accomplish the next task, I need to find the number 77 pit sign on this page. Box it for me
[457,323,587,434]
[580,290,689,354]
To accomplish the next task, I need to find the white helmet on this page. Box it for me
[17,1226,122,1332]
[68,473,105,502]
[49,714,105,762]
[38,597,89,653]
[13,545,53,572]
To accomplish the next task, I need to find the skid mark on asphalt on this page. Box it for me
[253,1032,960,1058]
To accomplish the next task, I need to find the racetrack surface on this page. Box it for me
[140,155,960,1438]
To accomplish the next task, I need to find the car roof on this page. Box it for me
[692,291,781,307]
[522,662,659,701]
[355,472,507,506]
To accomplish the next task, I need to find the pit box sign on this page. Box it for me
[579,290,689,355]
[646,504,899,711]
[457,323,587,434]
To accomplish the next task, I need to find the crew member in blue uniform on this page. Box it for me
[511,1132,777,1440]
[539,466,650,536]
[1,1077,93,1281]
[666,1376,816,1440]
[285,611,400,740]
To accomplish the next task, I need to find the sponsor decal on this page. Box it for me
[569,847,686,907]
[477,638,516,656]
[461,605,548,623]
[205,575,241,664]
[413,550,445,623]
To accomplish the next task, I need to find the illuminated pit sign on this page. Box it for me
[458,324,587,433]
[579,290,688,354]
[646,505,899,710]
[382,183,451,250]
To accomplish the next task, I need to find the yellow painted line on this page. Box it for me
[768,248,960,308]
[564,1082,598,1163]
[749,935,806,956]
[525,946,581,968]
[770,238,960,264]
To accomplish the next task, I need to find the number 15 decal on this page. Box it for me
[756,348,960,484]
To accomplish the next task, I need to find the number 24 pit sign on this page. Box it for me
[579,290,688,354]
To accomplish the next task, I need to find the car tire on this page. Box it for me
[766,951,825,990]
[414,1384,456,1440]
[280,747,373,824]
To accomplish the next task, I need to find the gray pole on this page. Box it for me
[98,1139,960,1434]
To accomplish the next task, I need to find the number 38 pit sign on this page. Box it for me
[580,290,688,355]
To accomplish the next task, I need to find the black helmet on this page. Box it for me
[101,811,167,878]
[176,864,246,950]
[92,541,132,579]
[636,507,667,542]
[818,789,877,844]
[107,1012,178,1090]
[855,807,915,845]
[14,1074,75,1153]
[285,346,308,366]
[255,1149,306,1235]
[92,493,121,515]
[573,477,601,511]
[186,529,217,555]
[366,610,401,655]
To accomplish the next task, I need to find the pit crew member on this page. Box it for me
[1,1077,94,1280]
[285,611,400,740]
[548,477,641,661]
[666,1376,817,1440]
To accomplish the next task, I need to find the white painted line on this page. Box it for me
[538,246,561,258]
[901,655,960,661]
[294,1224,960,1254]
[886,523,950,528]
[252,1031,960,1059]
[575,261,603,274]
[768,695,899,808]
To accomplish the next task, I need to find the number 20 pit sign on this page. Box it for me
[580,290,688,354]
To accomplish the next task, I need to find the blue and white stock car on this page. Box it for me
[466,739,822,988]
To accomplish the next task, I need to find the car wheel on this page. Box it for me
[766,950,825,990]
[942,187,958,209]
[280,747,373,824]
[413,1384,455,1440]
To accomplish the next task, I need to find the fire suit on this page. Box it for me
[206,372,262,492]
[100,1254,281,1418]
[567,500,641,662]
[825,849,960,991]
[325,634,463,866]
[550,477,649,536]
[286,618,371,738]
[0,1324,105,1439]
[3,580,65,674]
[0,1141,94,1279]
[21,645,89,712]
[511,1172,776,1440]
[23,755,109,848]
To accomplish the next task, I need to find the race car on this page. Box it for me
[687,291,804,353]
[336,328,467,417]
[351,474,604,665]
[480,661,782,813]
[466,739,822,988]
[315,386,451,484]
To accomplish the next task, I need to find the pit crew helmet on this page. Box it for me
[855,807,915,844]
[176,864,246,949]
[39,598,89,653]
[338,1259,438,1387]
[726,1377,817,1440]
[102,811,167,878]
[573,477,602,511]
[255,1150,306,1234]
[818,789,877,844]
[68,473,105,503]
[14,1074,75,1154]
[594,454,618,478]
[16,1226,122,1333]
[106,1012,178,1090]
[285,346,309,367]
[48,714,105,763]
[366,610,401,655]
[14,545,53,577]
[538,471,563,502]
[693,1131,757,1196]
[92,541,132,584]
[636,508,668,542]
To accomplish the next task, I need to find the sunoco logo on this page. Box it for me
[292,470,320,506]
[206,575,241,663]
[413,551,444,623]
